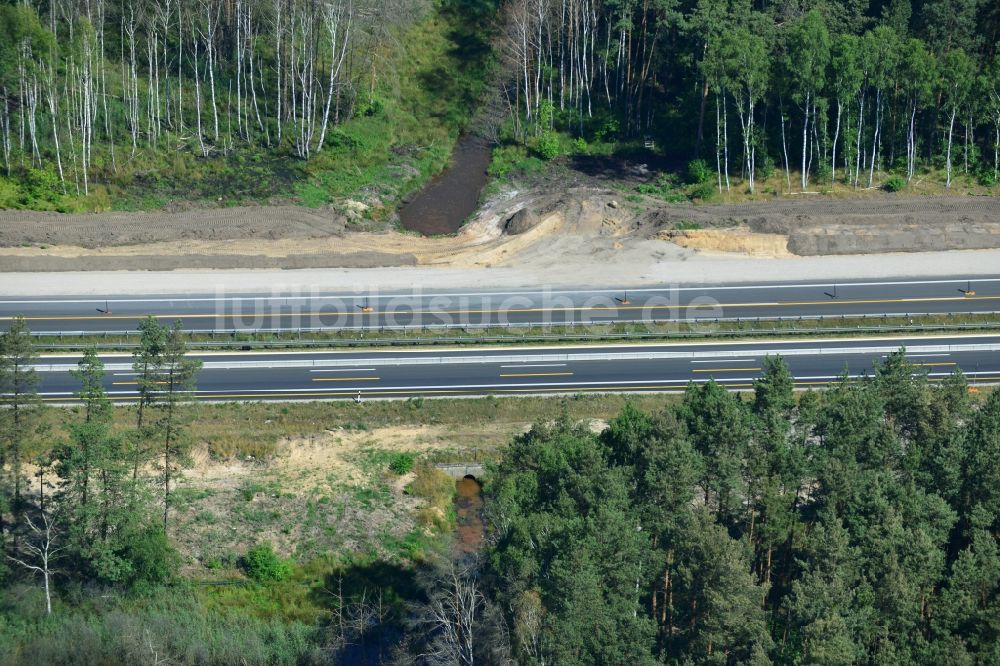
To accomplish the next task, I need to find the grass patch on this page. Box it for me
[408,464,457,532]
[674,220,703,230]
[358,449,417,475]
[237,478,283,502]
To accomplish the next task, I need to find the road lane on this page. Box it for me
[2,277,998,335]
[26,334,1000,402]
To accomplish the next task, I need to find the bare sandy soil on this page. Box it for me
[171,421,527,563]
[0,191,997,286]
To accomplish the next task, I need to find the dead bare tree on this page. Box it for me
[7,510,64,615]
[320,574,395,662]
[418,562,484,666]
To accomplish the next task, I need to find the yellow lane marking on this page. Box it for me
[8,295,1000,322]
[692,367,761,373]
[311,377,380,382]
[912,362,958,366]
[39,375,1000,402]
[499,372,575,377]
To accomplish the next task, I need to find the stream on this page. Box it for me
[454,476,484,555]
[398,136,491,236]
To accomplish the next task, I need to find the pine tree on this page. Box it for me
[0,316,40,539]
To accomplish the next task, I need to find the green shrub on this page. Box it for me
[635,173,686,202]
[242,543,292,582]
[535,131,561,160]
[388,452,416,475]
[354,90,385,117]
[816,163,832,183]
[688,182,716,201]
[883,175,906,192]
[594,116,620,143]
[488,144,544,179]
[686,159,712,184]
[759,153,776,180]
[0,178,22,207]
[123,527,180,588]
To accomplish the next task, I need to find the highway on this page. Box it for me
[2,276,999,335]
[30,335,1000,402]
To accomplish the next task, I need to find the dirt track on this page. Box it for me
[637,196,1000,255]
[0,206,347,248]
[0,192,997,271]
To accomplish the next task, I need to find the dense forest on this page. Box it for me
[495,0,1000,191]
[2,314,999,663]
[0,0,497,209]
[480,356,1000,664]
[1,0,997,210]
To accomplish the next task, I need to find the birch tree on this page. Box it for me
[898,38,936,182]
[722,27,768,194]
[940,49,975,188]
[829,34,862,184]
[863,26,899,188]
[316,0,353,153]
[784,10,829,190]
[986,55,1000,182]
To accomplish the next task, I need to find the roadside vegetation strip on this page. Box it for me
[23,313,1000,352]
[27,393,678,464]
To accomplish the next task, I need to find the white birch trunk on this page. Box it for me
[831,99,842,185]
[946,106,956,188]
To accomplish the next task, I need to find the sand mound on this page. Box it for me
[660,228,791,257]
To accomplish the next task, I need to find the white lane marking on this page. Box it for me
[499,363,567,368]
[893,353,951,358]
[309,368,377,373]
[691,358,756,363]
[86,371,980,395]
[5,277,1000,305]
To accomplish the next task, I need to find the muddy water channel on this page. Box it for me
[398,136,491,235]
[454,476,484,555]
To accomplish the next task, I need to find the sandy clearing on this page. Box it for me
[183,421,522,495]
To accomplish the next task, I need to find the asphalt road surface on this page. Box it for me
[2,276,998,335]
[31,334,1000,402]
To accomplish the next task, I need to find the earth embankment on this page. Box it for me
[0,192,997,272]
